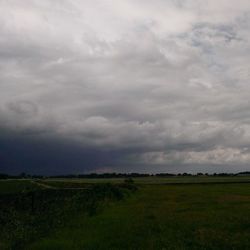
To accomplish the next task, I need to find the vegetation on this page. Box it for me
[1,171,250,180]
[0,181,136,249]
[0,180,39,194]
[0,176,250,249]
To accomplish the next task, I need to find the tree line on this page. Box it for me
[0,171,249,179]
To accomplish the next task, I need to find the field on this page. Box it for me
[1,177,250,249]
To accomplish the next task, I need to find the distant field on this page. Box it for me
[43,175,250,186]
[1,177,250,249]
[1,176,250,191]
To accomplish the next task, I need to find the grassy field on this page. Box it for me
[1,177,250,249]
[0,180,40,194]
[45,175,250,185]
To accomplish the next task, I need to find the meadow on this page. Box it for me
[0,176,250,249]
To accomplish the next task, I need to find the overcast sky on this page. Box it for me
[1,0,250,174]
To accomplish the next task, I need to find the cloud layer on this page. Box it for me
[1,0,250,174]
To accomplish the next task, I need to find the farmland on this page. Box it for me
[1,176,250,249]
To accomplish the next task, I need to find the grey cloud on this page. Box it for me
[1,0,250,174]
[7,100,38,116]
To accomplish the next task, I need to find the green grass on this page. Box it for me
[43,175,250,185]
[28,182,250,250]
[1,178,250,249]
[0,180,39,194]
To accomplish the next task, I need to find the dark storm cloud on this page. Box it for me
[0,129,131,175]
[1,0,250,174]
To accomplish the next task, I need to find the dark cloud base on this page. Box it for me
[0,130,112,175]
[1,129,249,175]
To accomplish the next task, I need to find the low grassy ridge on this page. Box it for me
[0,180,39,194]
[1,177,250,249]
[42,175,250,185]
[0,180,136,250]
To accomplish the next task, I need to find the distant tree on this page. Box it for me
[156,173,175,177]
[236,171,250,176]
[0,173,8,179]
[19,172,27,178]
[182,173,192,176]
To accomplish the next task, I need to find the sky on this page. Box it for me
[1,0,250,175]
